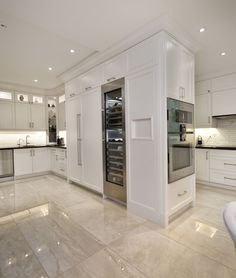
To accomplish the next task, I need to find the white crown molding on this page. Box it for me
[59,14,200,84]
[0,81,65,96]
[196,69,236,82]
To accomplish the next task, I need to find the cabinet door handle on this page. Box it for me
[77,139,82,165]
[182,87,185,98]
[224,163,236,166]
[179,87,185,99]
[107,77,116,82]
[177,190,187,197]
[224,177,236,181]
[85,86,92,91]
[206,151,209,160]
[208,116,211,124]
[56,155,58,161]
[29,122,31,128]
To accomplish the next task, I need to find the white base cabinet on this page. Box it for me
[50,148,67,177]
[14,148,50,176]
[196,149,210,182]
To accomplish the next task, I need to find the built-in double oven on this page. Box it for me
[167,98,195,183]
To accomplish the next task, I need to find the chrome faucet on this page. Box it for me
[17,138,24,147]
[26,135,31,146]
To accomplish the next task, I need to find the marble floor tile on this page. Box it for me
[15,203,104,278]
[66,198,145,244]
[59,248,147,278]
[109,225,236,278]
[0,221,48,278]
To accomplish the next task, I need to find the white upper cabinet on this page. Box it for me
[196,149,210,182]
[211,73,236,92]
[15,102,31,129]
[80,65,104,92]
[127,35,160,73]
[195,93,212,128]
[103,53,127,83]
[0,91,15,130]
[65,75,82,99]
[212,89,236,116]
[195,80,212,95]
[14,93,45,130]
[166,38,194,103]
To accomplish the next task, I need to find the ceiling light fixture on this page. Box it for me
[220,52,226,56]
[34,79,38,83]
[199,27,205,33]
[70,49,75,54]
[48,67,52,71]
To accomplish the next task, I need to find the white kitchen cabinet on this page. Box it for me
[212,89,236,116]
[80,65,104,92]
[15,102,31,129]
[211,73,236,92]
[0,101,15,130]
[127,35,160,73]
[196,149,210,182]
[65,76,83,99]
[58,100,66,130]
[30,103,45,130]
[66,95,83,183]
[195,80,212,95]
[81,88,103,192]
[166,38,194,103]
[14,149,33,176]
[103,53,127,83]
[50,148,67,177]
[33,148,50,173]
[195,93,212,128]
[14,148,50,176]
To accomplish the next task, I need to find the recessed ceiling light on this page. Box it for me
[34,79,38,83]
[220,52,226,56]
[199,27,206,33]
[70,49,75,54]
[48,67,52,71]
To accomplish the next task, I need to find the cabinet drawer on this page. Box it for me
[211,157,236,171]
[168,176,194,215]
[210,170,236,187]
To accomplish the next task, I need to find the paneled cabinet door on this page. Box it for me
[30,104,45,130]
[0,101,15,129]
[15,102,30,129]
[66,95,83,182]
[58,101,66,130]
[81,88,103,193]
[14,149,33,176]
[32,148,50,173]
[196,149,210,182]
[80,65,104,92]
[166,39,194,103]
[195,93,212,128]
[212,89,236,116]
[103,54,127,83]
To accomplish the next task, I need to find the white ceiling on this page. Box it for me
[0,0,235,88]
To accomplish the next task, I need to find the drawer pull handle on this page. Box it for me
[178,190,187,197]
[224,177,236,181]
[85,86,92,91]
[224,163,236,166]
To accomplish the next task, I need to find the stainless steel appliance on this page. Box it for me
[0,149,14,182]
[102,78,126,203]
[167,98,195,183]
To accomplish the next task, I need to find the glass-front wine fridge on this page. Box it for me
[102,78,126,203]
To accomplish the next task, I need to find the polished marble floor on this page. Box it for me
[0,175,236,277]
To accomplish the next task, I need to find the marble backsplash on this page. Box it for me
[0,131,47,147]
[196,118,236,146]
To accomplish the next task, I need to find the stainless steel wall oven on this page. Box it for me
[167,98,195,183]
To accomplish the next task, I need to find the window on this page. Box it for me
[16,93,29,102]
[59,94,65,103]
[0,91,12,100]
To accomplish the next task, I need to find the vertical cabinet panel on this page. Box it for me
[196,149,210,182]
[0,101,15,129]
[195,93,212,128]
[14,149,33,176]
[31,104,45,130]
[66,95,83,182]
[81,88,103,192]
[33,148,50,173]
[15,102,30,129]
